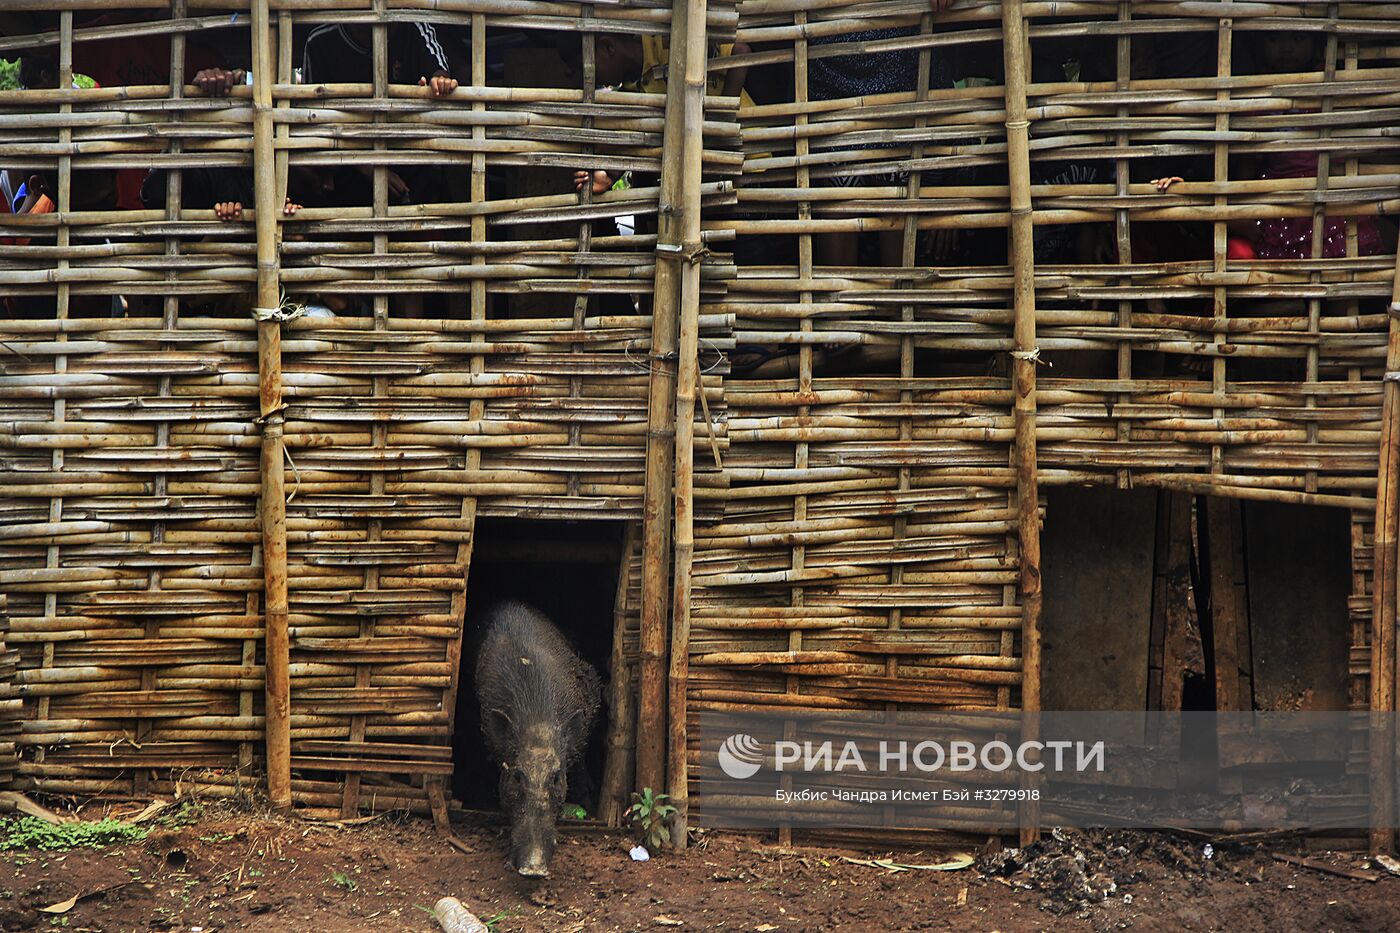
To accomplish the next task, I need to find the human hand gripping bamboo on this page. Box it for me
[193,67,247,97]
[214,198,301,222]
[575,170,613,195]
[420,73,459,96]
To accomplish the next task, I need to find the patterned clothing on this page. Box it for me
[808,27,949,101]
[1033,162,1104,261]
[808,27,953,186]
[1254,152,1382,260]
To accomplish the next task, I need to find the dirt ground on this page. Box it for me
[0,802,1396,933]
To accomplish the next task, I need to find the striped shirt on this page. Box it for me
[302,22,451,86]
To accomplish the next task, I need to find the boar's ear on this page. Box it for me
[562,704,596,758]
[484,706,515,743]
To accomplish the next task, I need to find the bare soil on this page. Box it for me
[0,803,1396,932]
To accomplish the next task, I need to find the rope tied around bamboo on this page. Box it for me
[251,296,308,324]
[656,241,712,264]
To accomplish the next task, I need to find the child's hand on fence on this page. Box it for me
[931,0,954,11]
[575,170,612,195]
[356,165,411,201]
[421,74,459,97]
[386,170,411,200]
[1151,176,1184,193]
[929,228,959,261]
[215,198,298,222]
[195,68,245,97]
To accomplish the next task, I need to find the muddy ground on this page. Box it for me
[0,802,1396,932]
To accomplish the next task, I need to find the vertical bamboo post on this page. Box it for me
[568,14,597,500]
[252,0,291,810]
[1113,1,1133,491]
[440,3,492,827]
[779,7,814,850]
[34,8,75,786]
[666,0,709,847]
[1302,8,1340,497]
[1369,226,1400,855]
[637,0,694,796]
[140,0,190,800]
[600,525,639,826]
[341,0,391,824]
[999,0,1042,846]
[1210,15,1233,476]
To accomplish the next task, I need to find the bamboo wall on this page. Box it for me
[0,1,735,814]
[693,0,1399,685]
[0,1,1398,844]
[687,0,1399,841]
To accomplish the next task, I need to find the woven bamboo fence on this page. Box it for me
[1,1,1398,849]
[0,0,734,817]
[686,0,1400,846]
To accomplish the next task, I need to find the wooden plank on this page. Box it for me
[1147,490,1170,711]
[1160,493,1194,714]
[1205,497,1243,712]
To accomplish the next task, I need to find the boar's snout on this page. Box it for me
[514,851,550,878]
[508,808,557,878]
[501,743,565,879]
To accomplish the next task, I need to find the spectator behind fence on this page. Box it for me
[808,0,957,269]
[570,31,751,197]
[139,167,301,223]
[1152,32,1387,261]
[0,172,56,317]
[302,22,458,207]
[70,11,228,212]
[8,55,119,215]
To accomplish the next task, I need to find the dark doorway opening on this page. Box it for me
[451,518,625,815]
[1041,488,1352,713]
[1042,489,1354,797]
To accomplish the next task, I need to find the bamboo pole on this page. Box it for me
[1369,229,1400,856]
[437,0,492,828]
[338,0,389,823]
[777,1,814,852]
[31,8,74,793]
[252,0,291,810]
[666,0,709,848]
[637,0,694,796]
[1000,0,1041,847]
[600,525,638,826]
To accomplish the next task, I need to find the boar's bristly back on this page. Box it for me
[474,601,601,766]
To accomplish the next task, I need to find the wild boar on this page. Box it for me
[475,601,601,877]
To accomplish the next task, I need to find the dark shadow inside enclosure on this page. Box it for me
[451,519,625,814]
[1042,487,1352,714]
